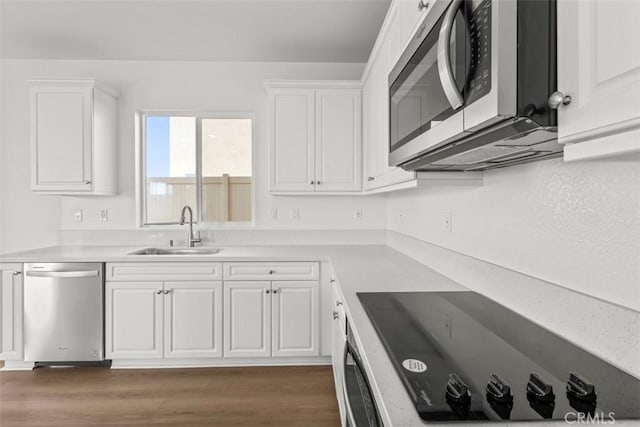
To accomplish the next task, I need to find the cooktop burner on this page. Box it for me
[358,291,640,423]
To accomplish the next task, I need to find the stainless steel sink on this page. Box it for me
[128,247,222,255]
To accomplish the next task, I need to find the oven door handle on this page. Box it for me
[437,0,464,110]
[341,340,358,427]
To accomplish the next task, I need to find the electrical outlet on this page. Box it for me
[270,207,278,221]
[99,209,108,222]
[354,207,362,220]
[291,207,300,221]
[442,211,452,232]
[73,209,83,222]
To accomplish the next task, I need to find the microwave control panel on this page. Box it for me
[467,0,492,105]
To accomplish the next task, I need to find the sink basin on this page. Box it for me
[128,247,222,255]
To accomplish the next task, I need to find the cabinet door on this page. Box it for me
[223,281,271,358]
[30,84,93,192]
[558,0,640,160]
[164,282,223,359]
[105,282,163,359]
[272,281,319,357]
[0,264,23,360]
[398,0,431,55]
[385,8,417,187]
[269,89,316,192]
[331,291,347,425]
[315,90,362,192]
[363,58,390,190]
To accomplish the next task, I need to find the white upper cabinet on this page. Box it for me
[315,90,362,192]
[29,79,118,195]
[556,0,640,161]
[363,55,389,190]
[363,2,417,192]
[267,83,362,193]
[269,88,316,192]
[396,0,431,62]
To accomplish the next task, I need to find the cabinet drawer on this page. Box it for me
[223,262,319,281]
[106,263,222,281]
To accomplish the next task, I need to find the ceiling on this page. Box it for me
[0,0,391,63]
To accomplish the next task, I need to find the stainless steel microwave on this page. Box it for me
[389,0,562,171]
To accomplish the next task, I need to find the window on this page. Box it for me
[141,113,253,225]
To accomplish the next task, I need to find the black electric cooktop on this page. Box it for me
[358,291,640,423]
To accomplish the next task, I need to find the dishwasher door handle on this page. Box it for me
[26,270,100,278]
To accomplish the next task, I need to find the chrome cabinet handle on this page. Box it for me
[336,300,343,307]
[266,289,270,294]
[268,269,275,275]
[310,181,315,185]
[273,289,278,294]
[12,271,22,276]
[367,176,375,182]
[437,0,464,109]
[83,180,91,184]
[330,278,336,284]
[163,290,170,295]
[332,311,339,320]
[548,91,572,109]
[418,0,429,11]
[156,290,163,294]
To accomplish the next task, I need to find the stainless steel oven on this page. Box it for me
[342,317,382,426]
[389,0,560,171]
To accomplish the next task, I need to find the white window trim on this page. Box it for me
[135,110,256,229]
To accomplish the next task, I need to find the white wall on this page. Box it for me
[387,154,640,311]
[0,59,387,252]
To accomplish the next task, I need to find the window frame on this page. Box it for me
[136,110,256,228]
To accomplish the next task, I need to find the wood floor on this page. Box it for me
[0,365,340,426]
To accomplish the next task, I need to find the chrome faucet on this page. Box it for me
[179,205,201,247]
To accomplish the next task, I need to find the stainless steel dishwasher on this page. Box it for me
[24,263,105,363]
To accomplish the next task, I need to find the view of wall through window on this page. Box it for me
[144,115,252,225]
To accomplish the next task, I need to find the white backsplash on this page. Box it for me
[57,229,387,247]
[387,230,640,379]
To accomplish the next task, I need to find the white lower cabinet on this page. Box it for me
[272,281,319,357]
[164,282,223,358]
[0,264,24,361]
[330,280,347,425]
[223,281,271,358]
[223,280,320,358]
[106,281,222,359]
[105,261,322,364]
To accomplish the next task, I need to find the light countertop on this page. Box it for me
[0,245,630,426]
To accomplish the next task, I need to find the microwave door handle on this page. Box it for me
[437,0,464,109]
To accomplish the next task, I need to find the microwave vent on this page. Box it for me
[431,145,531,165]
